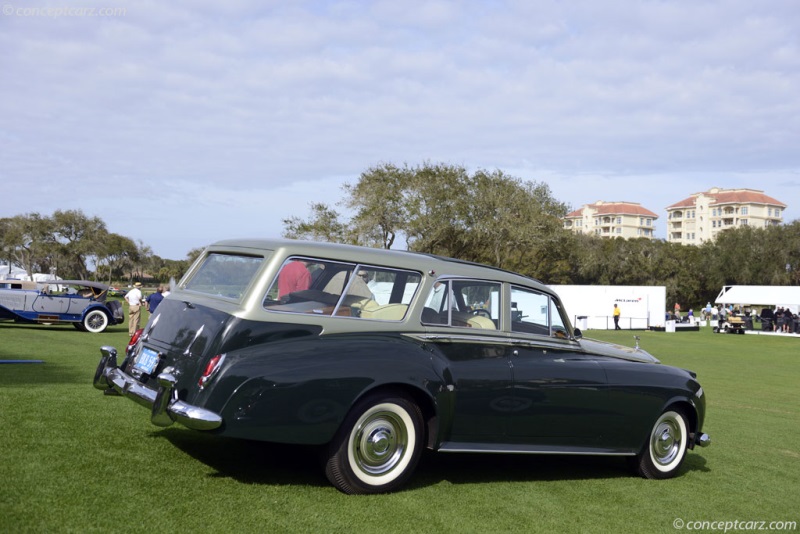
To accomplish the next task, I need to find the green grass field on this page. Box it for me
[1,321,798,533]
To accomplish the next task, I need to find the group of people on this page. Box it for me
[759,306,797,333]
[665,303,694,322]
[124,283,169,336]
[698,301,798,333]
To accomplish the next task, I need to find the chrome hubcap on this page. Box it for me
[652,418,682,465]
[353,411,407,475]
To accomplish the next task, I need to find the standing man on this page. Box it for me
[125,282,144,336]
[146,285,165,315]
[717,304,728,331]
[613,303,621,330]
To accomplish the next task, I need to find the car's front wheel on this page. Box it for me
[633,409,689,479]
[324,391,423,494]
[82,309,110,333]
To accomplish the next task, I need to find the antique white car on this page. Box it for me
[0,279,124,333]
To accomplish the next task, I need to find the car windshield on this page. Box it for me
[183,253,265,300]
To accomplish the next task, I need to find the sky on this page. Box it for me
[1,0,798,260]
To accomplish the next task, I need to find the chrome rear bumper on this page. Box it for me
[93,345,222,431]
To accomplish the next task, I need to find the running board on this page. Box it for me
[437,442,636,456]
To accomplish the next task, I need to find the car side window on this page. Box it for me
[422,279,500,330]
[264,257,421,321]
[511,285,568,338]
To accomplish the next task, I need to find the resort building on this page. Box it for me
[563,201,658,239]
[665,187,786,245]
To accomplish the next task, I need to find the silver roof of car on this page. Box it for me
[207,238,548,290]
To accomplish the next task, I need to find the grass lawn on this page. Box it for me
[1,321,798,533]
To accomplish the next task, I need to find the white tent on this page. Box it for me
[715,285,800,313]
[0,265,62,285]
[0,264,28,280]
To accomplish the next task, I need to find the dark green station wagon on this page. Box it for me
[94,239,709,494]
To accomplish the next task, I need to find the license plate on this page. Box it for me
[133,347,160,375]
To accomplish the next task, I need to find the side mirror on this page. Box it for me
[573,328,582,340]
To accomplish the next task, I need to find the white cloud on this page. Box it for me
[1,0,798,258]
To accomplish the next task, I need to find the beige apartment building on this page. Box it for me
[665,187,786,245]
[563,201,658,239]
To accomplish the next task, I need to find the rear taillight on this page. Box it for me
[127,328,144,351]
[199,354,226,389]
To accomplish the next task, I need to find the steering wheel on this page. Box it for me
[472,309,492,319]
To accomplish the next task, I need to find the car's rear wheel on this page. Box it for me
[324,391,423,495]
[83,309,109,333]
[634,409,689,479]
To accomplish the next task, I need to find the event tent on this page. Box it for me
[715,285,800,312]
[0,265,61,284]
[0,264,27,279]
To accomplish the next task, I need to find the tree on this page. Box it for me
[126,241,151,283]
[51,209,108,280]
[401,162,472,257]
[95,233,138,284]
[343,163,412,249]
[283,162,570,281]
[0,214,54,280]
[283,202,353,244]
[466,171,569,275]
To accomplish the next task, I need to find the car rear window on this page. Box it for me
[183,253,265,300]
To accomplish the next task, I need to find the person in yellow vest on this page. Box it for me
[613,303,621,330]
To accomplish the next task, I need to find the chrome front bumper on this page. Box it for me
[93,346,222,431]
[691,432,711,448]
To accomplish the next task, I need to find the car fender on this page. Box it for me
[205,333,444,444]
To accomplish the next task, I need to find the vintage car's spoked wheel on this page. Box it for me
[82,309,110,333]
[633,409,689,479]
[325,392,423,495]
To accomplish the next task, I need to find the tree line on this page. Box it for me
[284,162,800,307]
[4,163,798,306]
[0,210,196,285]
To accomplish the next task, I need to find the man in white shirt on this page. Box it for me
[125,282,144,336]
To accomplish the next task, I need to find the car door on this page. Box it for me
[506,285,609,448]
[65,289,93,315]
[422,279,512,442]
[31,291,68,314]
[433,341,512,442]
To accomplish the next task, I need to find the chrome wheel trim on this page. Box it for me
[649,411,687,472]
[347,403,415,485]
